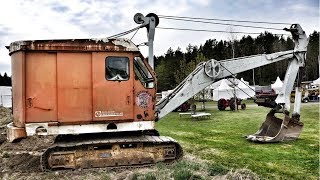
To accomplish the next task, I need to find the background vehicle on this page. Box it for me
[217,98,246,111]
[6,13,308,170]
[302,88,319,102]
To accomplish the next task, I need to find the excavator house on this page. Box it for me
[6,13,307,170]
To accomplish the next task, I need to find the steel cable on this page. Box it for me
[158,15,291,25]
[157,27,290,36]
[107,25,143,39]
[159,16,285,31]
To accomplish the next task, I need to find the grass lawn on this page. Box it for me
[156,102,319,179]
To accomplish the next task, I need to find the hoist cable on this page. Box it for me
[159,17,285,30]
[225,78,256,100]
[107,25,142,39]
[130,28,139,40]
[158,15,291,25]
[157,27,290,36]
[219,62,256,98]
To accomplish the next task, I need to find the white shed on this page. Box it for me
[212,79,234,101]
[271,77,283,94]
[312,77,320,85]
[236,78,256,99]
[0,86,12,107]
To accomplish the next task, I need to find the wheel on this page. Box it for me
[230,98,237,111]
[241,103,246,110]
[191,104,197,113]
[218,99,226,111]
[146,13,160,27]
[180,103,189,112]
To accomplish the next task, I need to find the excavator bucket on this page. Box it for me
[246,111,304,143]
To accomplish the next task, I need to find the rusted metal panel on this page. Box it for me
[25,52,57,123]
[11,51,26,128]
[133,58,156,122]
[8,38,157,134]
[92,52,134,121]
[8,38,139,55]
[57,53,92,123]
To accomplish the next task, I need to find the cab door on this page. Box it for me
[92,52,134,121]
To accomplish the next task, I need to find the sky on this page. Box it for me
[0,0,318,75]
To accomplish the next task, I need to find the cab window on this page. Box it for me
[134,57,155,88]
[106,57,129,81]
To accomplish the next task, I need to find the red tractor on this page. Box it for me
[217,98,246,111]
[173,101,191,112]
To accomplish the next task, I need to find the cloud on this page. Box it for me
[0,26,11,37]
[51,3,70,13]
[0,63,10,75]
[0,0,318,75]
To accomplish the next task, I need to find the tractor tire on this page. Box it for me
[241,103,246,110]
[218,99,226,111]
[180,103,189,112]
[191,104,197,114]
[230,98,237,111]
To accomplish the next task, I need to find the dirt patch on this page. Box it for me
[0,136,55,174]
[0,107,11,145]
[0,107,55,175]
[1,135,55,152]
[0,107,12,126]
[0,127,6,145]
[0,153,41,173]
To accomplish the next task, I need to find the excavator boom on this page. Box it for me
[156,24,308,143]
[156,50,295,118]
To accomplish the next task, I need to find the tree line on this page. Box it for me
[0,73,11,86]
[154,31,319,92]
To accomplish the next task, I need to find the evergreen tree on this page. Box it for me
[0,73,11,86]
[305,31,319,80]
[0,73,3,86]
[155,30,319,91]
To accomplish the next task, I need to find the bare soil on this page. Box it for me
[0,107,55,176]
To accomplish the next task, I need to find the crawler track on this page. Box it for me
[40,133,183,171]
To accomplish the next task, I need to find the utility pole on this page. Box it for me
[253,68,255,86]
[227,26,238,111]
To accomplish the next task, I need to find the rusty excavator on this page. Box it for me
[6,13,308,170]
